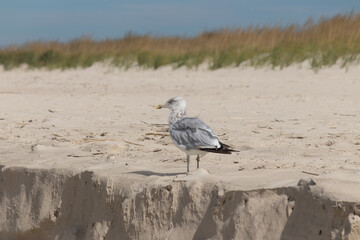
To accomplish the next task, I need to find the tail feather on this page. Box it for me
[199,141,238,154]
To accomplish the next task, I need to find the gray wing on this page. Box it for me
[170,117,220,150]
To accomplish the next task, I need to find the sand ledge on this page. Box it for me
[0,166,359,240]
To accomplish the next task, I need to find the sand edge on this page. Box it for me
[0,166,359,240]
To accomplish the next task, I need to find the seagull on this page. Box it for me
[156,97,237,172]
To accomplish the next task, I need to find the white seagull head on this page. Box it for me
[157,97,186,112]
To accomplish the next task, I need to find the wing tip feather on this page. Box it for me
[199,141,238,154]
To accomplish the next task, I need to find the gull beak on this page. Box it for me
[156,104,164,109]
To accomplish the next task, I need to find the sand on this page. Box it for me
[0,64,360,239]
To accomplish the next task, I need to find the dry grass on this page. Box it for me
[1,13,360,70]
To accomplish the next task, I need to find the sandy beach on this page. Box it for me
[0,64,360,239]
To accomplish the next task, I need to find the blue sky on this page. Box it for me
[0,0,359,46]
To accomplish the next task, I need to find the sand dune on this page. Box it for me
[0,64,359,239]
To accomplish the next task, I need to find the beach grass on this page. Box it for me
[1,13,360,70]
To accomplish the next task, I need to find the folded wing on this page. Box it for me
[170,117,220,150]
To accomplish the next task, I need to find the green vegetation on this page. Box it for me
[1,13,360,70]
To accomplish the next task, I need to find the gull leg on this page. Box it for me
[187,155,190,173]
[196,155,200,169]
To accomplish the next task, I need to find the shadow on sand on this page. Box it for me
[128,170,185,177]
